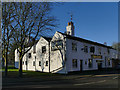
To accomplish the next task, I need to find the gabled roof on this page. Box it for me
[43,36,52,42]
[57,31,114,49]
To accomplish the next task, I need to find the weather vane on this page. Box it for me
[67,11,73,22]
[71,14,73,21]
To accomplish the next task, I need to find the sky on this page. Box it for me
[50,2,118,46]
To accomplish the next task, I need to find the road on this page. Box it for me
[2,73,120,89]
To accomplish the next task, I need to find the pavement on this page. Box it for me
[2,69,120,89]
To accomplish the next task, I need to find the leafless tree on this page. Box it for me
[2,3,16,77]
[11,2,56,77]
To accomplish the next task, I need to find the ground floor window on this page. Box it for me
[33,61,35,66]
[25,61,27,65]
[72,59,77,68]
[108,59,110,66]
[46,61,48,66]
[88,59,92,68]
[22,61,24,65]
[39,61,41,66]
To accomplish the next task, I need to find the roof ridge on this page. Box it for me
[56,31,114,49]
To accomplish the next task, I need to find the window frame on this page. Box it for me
[88,59,93,68]
[39,61,41,66]
[72,42,77,51]
[45,61,48,66]
[90,46,95,53]
[33,61,35,66]
[25,61,27,65]
[72,59,77,68]
[84,46,88,53]
[42,46,46,53]
[28,53,31,58]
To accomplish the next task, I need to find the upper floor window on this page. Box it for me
[84,46,88,53]
[42,46,46,53]
[107,48,110,54]
[72,43,77,51]
[28,53,31,58]
[51,40,63,51]
[90,46,95,53]
[98,48,101,54]
[72,59,77,68]
[33,45,36,53]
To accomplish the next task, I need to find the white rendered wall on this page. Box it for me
[50,32,66,73]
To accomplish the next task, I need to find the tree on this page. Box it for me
[112,42,120,51]
[112,42,120,62]
[2,3,15,77]
[11,2,56,77]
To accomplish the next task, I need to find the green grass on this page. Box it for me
[2,65,61,78]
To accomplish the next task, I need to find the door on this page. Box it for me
[98,63,102,70]
[80,60,83,72]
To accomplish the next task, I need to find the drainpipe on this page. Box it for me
[64,36,67,75]
[49,41,50,73]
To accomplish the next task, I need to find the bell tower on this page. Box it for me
[66,15,75,36]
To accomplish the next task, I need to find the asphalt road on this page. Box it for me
[2,73,120,89]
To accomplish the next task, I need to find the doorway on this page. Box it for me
[80,60,83,72]
[98,63,102,70]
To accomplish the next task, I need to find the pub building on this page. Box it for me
[15,20,118,74]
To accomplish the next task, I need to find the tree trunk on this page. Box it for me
[19,52,23,77]
[4,48,8,77]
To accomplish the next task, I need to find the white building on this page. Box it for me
[15,21,118,74]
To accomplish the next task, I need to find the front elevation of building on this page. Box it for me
[15,21,118,74]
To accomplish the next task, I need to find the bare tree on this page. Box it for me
[11,2,56,77]
[2,3,15,77]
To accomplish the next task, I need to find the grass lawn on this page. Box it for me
[2,65,62,78]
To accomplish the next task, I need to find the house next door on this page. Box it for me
[80,60,83,72]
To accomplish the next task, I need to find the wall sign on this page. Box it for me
[91,55,102,59]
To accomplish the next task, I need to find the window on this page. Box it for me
[33,45,36,53]
[85,61,87,65]
[88,59,92,68]
[46,61,48,66]
[22,61,24,65]
[33,61,35,66]
[72,59,77,68]
[84,46,88,53]
[90,46,95,53]
[42,46,46,53]
[28,53,31,58]
[25,61,27,65]
[107,48,110,54]
[72,43,77,51]
[108,58,110,66]
[39,61,41,66]
[98,48,101,54]
[51,40,63,51]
